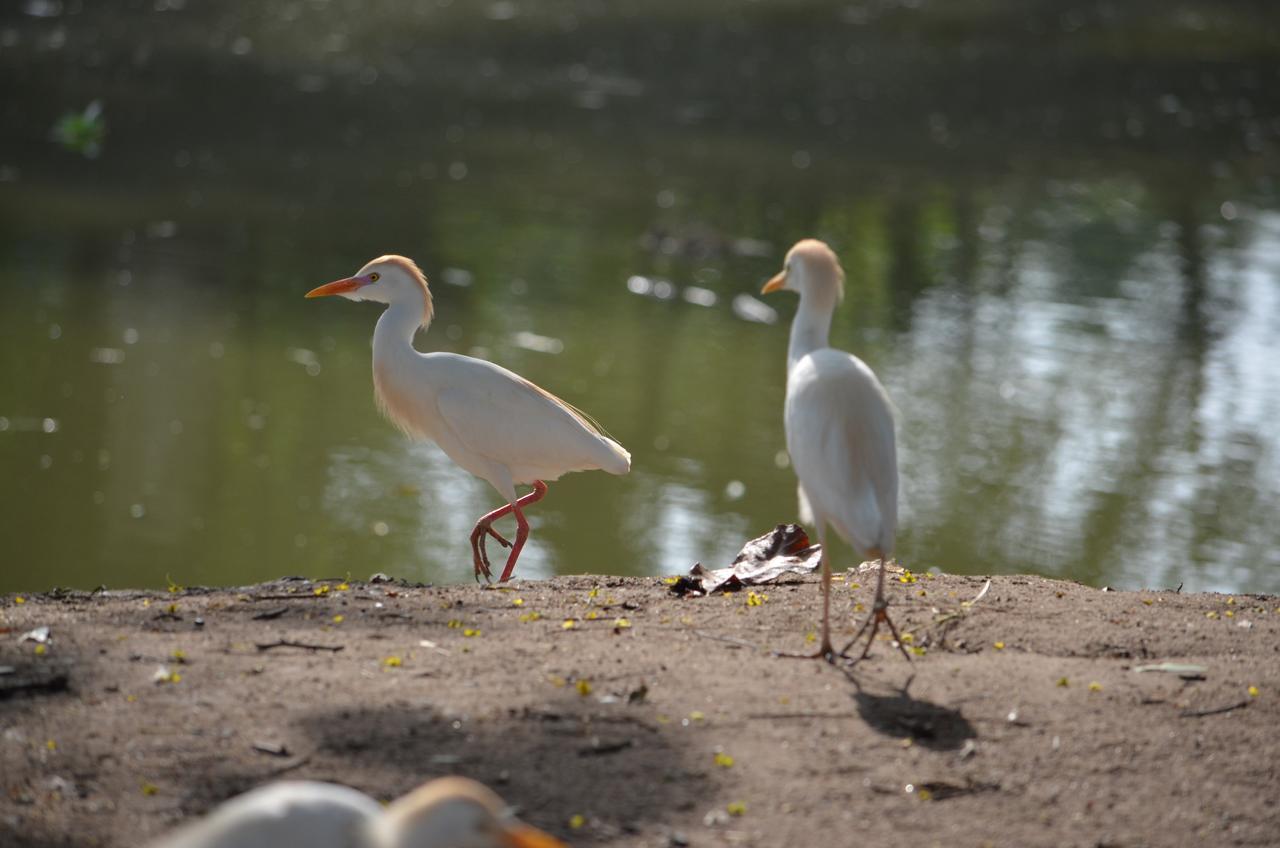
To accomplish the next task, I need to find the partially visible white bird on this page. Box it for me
[761,239,909,663]
[146,777,567,848]
[368,776,565,848]
[307,256,630,582]
[144,780,377,848]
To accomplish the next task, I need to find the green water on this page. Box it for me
[2,1,1278,593]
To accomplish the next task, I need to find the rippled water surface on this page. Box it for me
[2,2,1279,593]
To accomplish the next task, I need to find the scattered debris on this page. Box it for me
[1134,662,1208,680]
[19,626,52,645]
[578,737,633,757]
[1179,701,1250,719]
[670,524,822,595]
[254,640,344,653]
[252,741,290,757]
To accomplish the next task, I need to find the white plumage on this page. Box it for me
[762,239,908,661]
[144,781,379,848]
[308,255,630,581]
[146,777,565,848]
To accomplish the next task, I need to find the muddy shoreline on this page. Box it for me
[2,573,1277,847]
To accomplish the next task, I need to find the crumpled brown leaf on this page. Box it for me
[670,524,823,595]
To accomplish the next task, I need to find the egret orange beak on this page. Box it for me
[305,276,366,298]
[761,270,786,294]
[504,823,568,848]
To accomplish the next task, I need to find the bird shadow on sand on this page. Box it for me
[837,669,976,752]
[178,697,710,845]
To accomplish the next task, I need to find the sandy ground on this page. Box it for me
[1,569,1277,848]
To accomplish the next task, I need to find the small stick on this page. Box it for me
[692,630,762,651]
[1179,700,1249,718]
[255,640,344,653]
[251,594,331,602]
[251,607,288,621]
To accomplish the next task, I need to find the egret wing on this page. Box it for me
[434,357,625,483]
[786,350,897,554]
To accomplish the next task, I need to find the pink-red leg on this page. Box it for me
[469,481,548,582]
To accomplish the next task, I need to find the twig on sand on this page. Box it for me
[1179,701,1249,719]
[251,607,289,621]
[692,630,763,651]
[254,640,344,653]
[251,594,331,602]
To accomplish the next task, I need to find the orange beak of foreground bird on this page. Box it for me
[305,276,368,298]
[504,823,569,847]
[760,270,786,294]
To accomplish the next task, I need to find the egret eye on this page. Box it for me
[370,272,380,282]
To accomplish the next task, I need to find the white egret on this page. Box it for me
[761,239,909,663]
[147,777,566,848]
[307,256,630,582]
[144,780,377,848]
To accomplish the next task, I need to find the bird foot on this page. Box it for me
[839,599,913,664]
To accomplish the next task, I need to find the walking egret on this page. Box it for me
[147,777,566,848]
[761,239,909,663]
[307,256,630,582]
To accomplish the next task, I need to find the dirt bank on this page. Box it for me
[1,571,1277,847]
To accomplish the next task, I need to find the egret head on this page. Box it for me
[760,239,844,305]
[366,777,565,848]
[306,255,434,328]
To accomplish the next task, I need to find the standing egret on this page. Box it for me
[146,777,566,848]
[307,255,630,582]
[761,239,909,663]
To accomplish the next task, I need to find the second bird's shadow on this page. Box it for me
[841,670,976,751]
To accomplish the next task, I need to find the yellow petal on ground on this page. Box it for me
[689,710,706,721]
[34,644,47,656]
[994,641,1005,650]
[141,782,159,796]
[447,619,462,628]
[382,656,402,668]
[46,739,56,751]
[714,752,735,767]
[586,611,599,621]
[1248,686,1260,697]
[727,802,746,816]
[562,619,577,630]
[1057,677,1070,687]
[332,615,344,623]
[575,679,592,696]
[512,598,525,607]
[1089,682,1103,692]
[568,814,586,829]
[662,576,679,585]
[15,596,25,604]
[463,628,481,637]
[613,618,632,629]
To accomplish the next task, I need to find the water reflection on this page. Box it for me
[0,1,1277,593]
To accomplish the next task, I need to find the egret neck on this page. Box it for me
[373,298,427,360]
[786,287,837,368]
